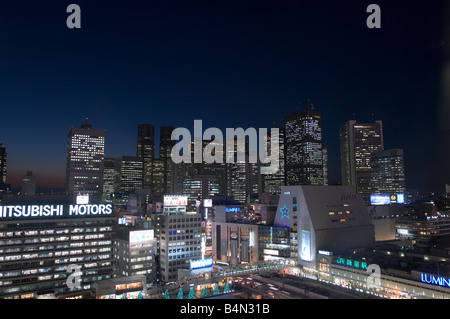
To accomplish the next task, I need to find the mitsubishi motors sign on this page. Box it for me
[163,196,188,207]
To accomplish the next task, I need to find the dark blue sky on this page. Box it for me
[0,0,446,192]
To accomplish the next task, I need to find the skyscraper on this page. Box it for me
[285,107,325,186]
[114,156,143,199]
[159,126,175,194]
[227,140,260,203]
[21,171,36,196]
[262,126,286,195]
[340,120,384,203]
[0,143,6,185]
[137,124,155,190]
[103,157,115,202]
[65,122,105,200]
[371,149,406,196]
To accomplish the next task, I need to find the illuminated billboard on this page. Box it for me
[300,230,312,261]
[370,194,391,205]
[190,258,213,270]
[76,195,89,204]
[203,199,212,207]
[225,207,240,213]
[164,196,188,207]
[370,194,405,205]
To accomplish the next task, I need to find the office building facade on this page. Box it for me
[340,120,384,203]
[153,212,202,282]
[371,149,406,197]
[262,127,286,195]
[65,122,105,200]
[103,158,115,202]
[137,124,155,190]
[114,227,155,284]
[0,201,116,299]
[114,156,143,199]
[285,109,326,186]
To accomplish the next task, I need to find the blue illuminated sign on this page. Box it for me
[370,195,391,205]
[190,258,213,270]
[420,273,450,288]
[396,194,405,204]
[226,207,240,213]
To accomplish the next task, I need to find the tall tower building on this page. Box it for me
[114,156,143,199]
[21,171,36,196]
[0,143,6,185]
[159,126,175,194]
[226,140,260,204]
[103,157,115,202]
[285,108,325,186]
[322,144,328,186]
[371,149,405,196]
[262,126,286,195]
[137,124,155,190]
[340,120,384,203]
[65,122,105,200]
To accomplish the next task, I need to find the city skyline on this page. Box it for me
[0,0,447,193]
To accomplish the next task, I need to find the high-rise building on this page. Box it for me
[21,171,36,196]
[103,158,115,202]
[152,158,165,195]
[285,108,325,186]
[262,127,286,195]
[370,149,405,196]
[340,120,384,203]
[322,144,328,186]
[114,227,156,283]
[0,143,6,185]
[114,156,143,199]
[159,126,175,194]
[182,175,220,205]
[0,200,116,299]
[173,140,228,196]
[65,122,105,200]
[226,140,260,204]
[152,210,202,282]
[137,124,155,190]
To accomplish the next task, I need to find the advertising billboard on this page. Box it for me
[370,194,391,205]
[164,196,188,207]
[300,230,312,261]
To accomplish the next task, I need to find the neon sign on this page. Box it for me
[226,207,240,213]
[336,257,368,270]
[280,205,289,219]
[420,273,450,288]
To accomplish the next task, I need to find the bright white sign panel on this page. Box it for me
[164,196,188,207]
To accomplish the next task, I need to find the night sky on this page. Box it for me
[0,0,447,193]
